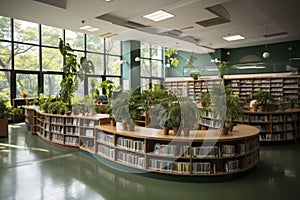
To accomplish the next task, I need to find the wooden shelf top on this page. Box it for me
[244,108,300,114]
[96,124,259,142]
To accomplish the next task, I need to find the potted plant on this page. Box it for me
[22,91,28,99]
[218,61,229,78]
[199,93,211,108]
[58,38,94,107]
[110,90,134,130]
[190,73,200,80]
[98,80,121,103]
[167,101,181,136]
[210,84,243,135]
[253,91,274,111]
[179,97,199,136]
[0,96,14,138]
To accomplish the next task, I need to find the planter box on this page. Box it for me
[0,118,8,138]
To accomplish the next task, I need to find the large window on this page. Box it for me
[14,19,39,44]
[140,42,164,91]
[41,25,62,47]
[14,44,39,71]
[16,73,38,98]
[0,71,10,100]
[0,15,122,103]
[0,41,11,70]
[43,74,62,96]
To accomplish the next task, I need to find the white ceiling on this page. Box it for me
[0,0,300,53]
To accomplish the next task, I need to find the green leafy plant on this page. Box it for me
[218,61,229,78]
[165,47,179,67]
[190,73,200,80]
[98,80,121,102]
[58,38,94,105]
[210,84,243,134]
[253,91,274,111]
[0,97,14,118]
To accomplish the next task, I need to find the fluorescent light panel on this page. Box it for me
[235,66,266,69]
[80,25,99,32]
[223,34,245,41]
[143,10,174,22]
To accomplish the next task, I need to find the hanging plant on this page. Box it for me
[165,47,179,67]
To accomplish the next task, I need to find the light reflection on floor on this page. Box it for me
[1,123,300,200]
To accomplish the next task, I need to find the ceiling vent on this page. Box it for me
[263,32,288,38]
[125,21,148,29]
[164,29,183,37]
[96,14,125,26]
[196,4,230,27]
[33,0,67,9]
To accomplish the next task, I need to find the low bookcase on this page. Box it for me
[25,106,259,178]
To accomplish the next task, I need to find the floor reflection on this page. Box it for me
[1,124,300,200]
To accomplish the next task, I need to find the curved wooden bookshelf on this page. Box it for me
[242,109,300,142]
[25,106,259,178]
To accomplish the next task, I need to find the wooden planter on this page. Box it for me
[0,118,8,138]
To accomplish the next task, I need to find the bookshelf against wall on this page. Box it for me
[165,75,300,143]
[25,107,259,177]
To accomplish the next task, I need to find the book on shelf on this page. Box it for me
[117,151,144,168]
[97,131,114,145]
[192,162,213,174]
[97,144,114,160]
[85,129,94,137]
[225,160,239,172]
[117,137,145,152]
[65,136,79,146]
[153,143,176,156]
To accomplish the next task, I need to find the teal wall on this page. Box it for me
[166,40,300,77]
[122,40,141,90]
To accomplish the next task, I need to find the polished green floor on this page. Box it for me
[1,123,300,200]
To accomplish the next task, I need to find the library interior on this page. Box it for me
[1,0,300,199]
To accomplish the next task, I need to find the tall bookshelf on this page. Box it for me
[165,75,300,143]
[165,75,300,107]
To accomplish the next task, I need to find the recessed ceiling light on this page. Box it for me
[103,0,113,2]
[143,10,175,22]
[222,34,245,41]
[80,25,99,32]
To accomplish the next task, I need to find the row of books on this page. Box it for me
[97,144,114,160]
[117,151,145,169]
[246,138,259,151]
[43,130,50,139]
[249,115,269,122]
[65,137,79,146]
[97,131,114,146]
[153,144,176,156]
[246,153,258,166]
[81,138,94,147]
[225,160,239,172]
[51,125,63,134]
[66,127,79,135]
[272,115,284,122]
[182,144,245,158]
[117,137,145,153]
[149,159,222,174]
[82,119,98,127]
[51,117,64,125]
[259,133,295,141]
[52,133,63,144]
[272,124,284,132]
